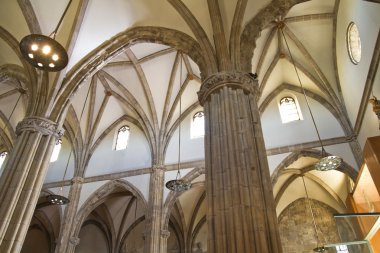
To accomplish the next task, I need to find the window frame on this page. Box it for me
[114,125,131,151]
[279,96,303,124]
[190,111,205,139]
[50,139,62,162]
[0,151,8,168]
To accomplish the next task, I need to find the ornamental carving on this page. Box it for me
[16,116,64,138]
[197,72,259,105]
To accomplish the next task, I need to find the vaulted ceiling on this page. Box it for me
[1,0,380,228]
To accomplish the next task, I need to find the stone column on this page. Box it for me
[159,229,170,253]
[144,165,165,253]
[55,176,84,253]
[0,116,63,253]
[198,72,282,253]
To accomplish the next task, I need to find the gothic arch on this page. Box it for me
[51,26,213,123]
[271,149,358,186]
[72,179,147,239]
[162,167,205,232]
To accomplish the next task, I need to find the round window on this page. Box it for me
[347,22,361,65]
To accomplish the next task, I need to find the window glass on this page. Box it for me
[50,139,62,162]
[336,245,349,253]
[0,151,8,168]
[191,111,205,139]
[347,22,361,65]
[279,96,302,123]
[115,125,130,150]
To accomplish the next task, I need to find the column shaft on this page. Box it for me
[144,166,165,253]
[0,117,62,253]
[201,78,282,253]
[0,132,55,253]
[55,177,84,253]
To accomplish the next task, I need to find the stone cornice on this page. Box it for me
[16,116,64,139]
[197,72,258,105]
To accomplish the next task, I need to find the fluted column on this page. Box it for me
[198,72,282,253]
[0,116,63,253]
[159,229,170,253]
[55,176,84,253]
[144,165,166,253]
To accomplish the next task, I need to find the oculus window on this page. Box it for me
[191,111,205,139]
[50,139,62,162]
[347,22,361,65]
[0,151,7,168]
[279,96,303,123]
[115,125,130,150]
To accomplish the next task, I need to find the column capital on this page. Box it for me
[198,71,258,105]
[152,164,166,172]
[16,116,64,139]
[69,236,80,246]
[71,177,84,184]
[161,229,170,239]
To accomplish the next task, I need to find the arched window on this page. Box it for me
[115,125,130,150]
[0,151,7,168]
[336,245,349,253]
[279,96,302,123]
[191,111,205,139]
[50,139,62,162]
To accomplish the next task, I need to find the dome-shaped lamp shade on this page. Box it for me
[165,179,191,192]
[315,156,342,171]
[47,194,70,205]
[19,34,68,72]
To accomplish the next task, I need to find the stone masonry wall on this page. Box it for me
[278,198,340,253]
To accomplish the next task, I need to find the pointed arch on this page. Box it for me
[51,26,211,123]
[72,179,147,239]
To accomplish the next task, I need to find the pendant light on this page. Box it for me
[48,80,91,205]
[19,0,72,72]
[280,28,342,171]
[301,176,326,252]
[165,53,191,192]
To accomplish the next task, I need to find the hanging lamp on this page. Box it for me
[165,53,191,192]
[48,80,91,205]
[280,28,342,171]
[301,176,326,252]
[19,0,72,72]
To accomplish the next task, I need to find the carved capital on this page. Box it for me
[16,116,64,139]
[71,177,84,184]
[161,229,170,239]
[369,96,380,129]
[197,72,259,105]
[69,236,80,246]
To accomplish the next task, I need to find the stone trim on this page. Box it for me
[198,71,258,105]
[16,116,64,139]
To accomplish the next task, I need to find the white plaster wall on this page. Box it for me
[261,93,344,149]
[165,110,205,164]
[267,153,291,175]
[45,138,75,183]
[336,0,380,126]
[124,174,150,203]
[78,180,108,210]
[85,122,151,177]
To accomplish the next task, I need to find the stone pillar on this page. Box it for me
[198,72,282,253]
[0,116,63,253]
[159,229,170,253]
[144,165,165,253]
[55,176,84,253]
